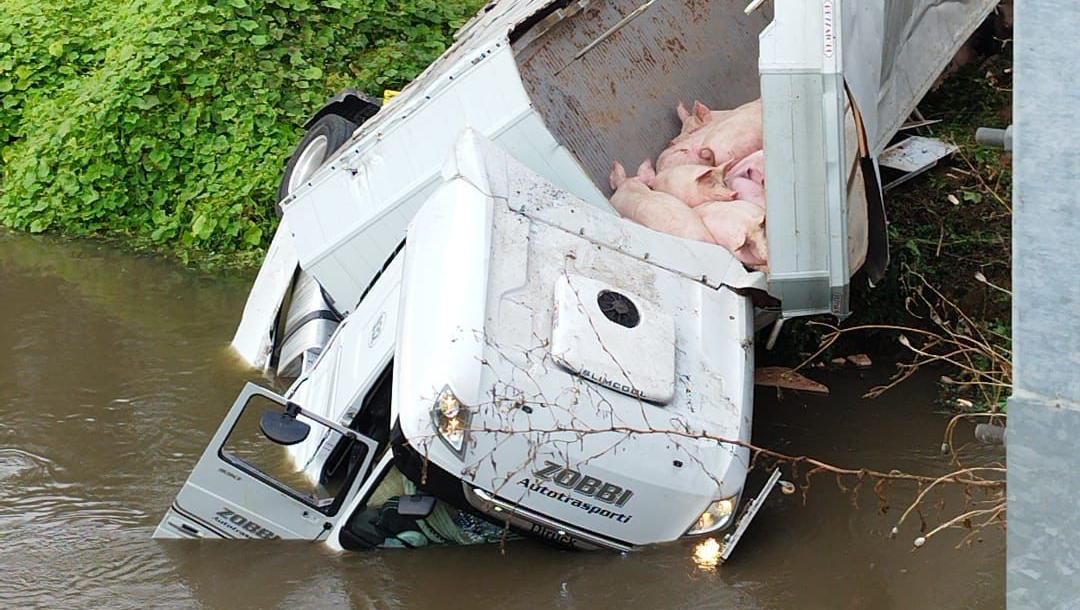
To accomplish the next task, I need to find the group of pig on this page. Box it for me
[609,98,768,269]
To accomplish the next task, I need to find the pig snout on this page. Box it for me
[726,150,765,185]
[728,177,766,209]
[698,128,762,168]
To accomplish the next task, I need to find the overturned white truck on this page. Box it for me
[156,0,996,556]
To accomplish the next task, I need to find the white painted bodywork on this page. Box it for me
[550,274,677,405]
[231,0,996,353]
[281,42,607,316]
[229,222,298,369]
[392,132,757,546]
[282,255,402,478]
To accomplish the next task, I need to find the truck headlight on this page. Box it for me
[686,497,737,535]
[431,386,471,458]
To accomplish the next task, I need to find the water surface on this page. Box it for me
[0,231,1004,609]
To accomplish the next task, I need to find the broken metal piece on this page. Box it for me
[555,0,656,75]
[879,135,959,191]
[720,469,782,562]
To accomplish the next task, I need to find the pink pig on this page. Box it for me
[726,150,765,184]
[675,100,733,137]
[694,199,769,269]
[725,150,766,209]
[609,161,713,242]
[655,143,701,171]
[659,99,763,170]
[727,177,765,209]
[636,160,737,207]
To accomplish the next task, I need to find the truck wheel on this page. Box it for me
[276,113,358,216]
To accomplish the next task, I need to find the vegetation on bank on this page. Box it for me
[766,44,1014,413]
[0,0,483,266]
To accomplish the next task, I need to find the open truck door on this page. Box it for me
[155,383,380,540]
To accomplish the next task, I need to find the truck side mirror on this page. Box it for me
[259,403,311,446]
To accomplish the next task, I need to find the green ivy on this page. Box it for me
[0,0,483,263]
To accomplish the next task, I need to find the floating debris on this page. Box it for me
[755,367,829,394]
[847,353,873,368]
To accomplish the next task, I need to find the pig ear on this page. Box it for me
[696,146,715,165]
[637,159,656,185]
[694,167,716,185]
[715,159,735,177]
[676,101,690,123]
[693,101,711,123]
[610,161,627,190]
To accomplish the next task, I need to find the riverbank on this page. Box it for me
[0,0,483,267]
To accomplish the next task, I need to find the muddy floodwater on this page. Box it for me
[0,230,1004,609]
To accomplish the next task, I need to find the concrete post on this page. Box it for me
[1009,2,1080,607]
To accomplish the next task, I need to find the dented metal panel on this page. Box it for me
[843,0,998,155]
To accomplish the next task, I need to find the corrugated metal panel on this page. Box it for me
[514,0,772,195]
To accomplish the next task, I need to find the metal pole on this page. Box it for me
[1008,2,1080,607]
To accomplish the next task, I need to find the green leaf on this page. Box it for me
[243,225,263,246]
[0,0,488,262]
[191,214,208,238]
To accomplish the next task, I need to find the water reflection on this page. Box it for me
[692,538,722,571]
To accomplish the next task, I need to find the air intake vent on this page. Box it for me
[597,290,639,328]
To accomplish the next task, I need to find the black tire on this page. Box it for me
[276,113,358,216]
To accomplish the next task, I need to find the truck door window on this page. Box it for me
[219,393,370,515]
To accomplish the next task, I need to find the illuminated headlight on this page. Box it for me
[431,386,471,458]
[686,497,737,536]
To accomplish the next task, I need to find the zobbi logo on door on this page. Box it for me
[214,508,280,540]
